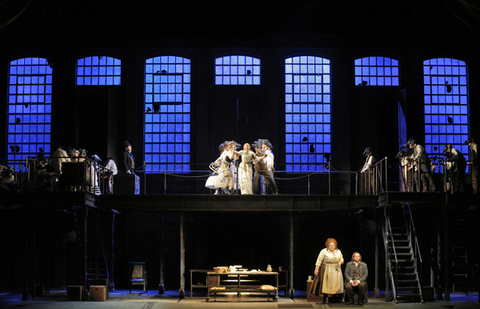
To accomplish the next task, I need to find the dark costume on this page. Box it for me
[344,261,368,305]
[443,145,466,193]
[122,141,135,174]
[410,141,436,192]
[464,139,477,194]
[253,152,278,194]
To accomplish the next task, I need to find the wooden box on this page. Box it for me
[113,174,140,195]
[91,278,109,299]
[67,285,84,301]
[89,285,106,301]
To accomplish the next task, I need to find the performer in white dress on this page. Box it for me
[235,143,256,195]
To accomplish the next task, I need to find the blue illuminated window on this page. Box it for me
[144,56,191,172]
[215,55,260,85]
[7,57,53,171]
[354,56,399,86]
[76,56,121,85]
[285,56,331,172]
[423,58,469,172]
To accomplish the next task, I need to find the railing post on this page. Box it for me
[164,171,167,195]
[307,172,310,195]
[328,161,331,195]
[385,157,388,192]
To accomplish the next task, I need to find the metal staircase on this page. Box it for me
[74,206,113,291]
[383,204,423,302]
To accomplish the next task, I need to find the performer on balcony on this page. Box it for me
[253,143,278,195]
[406,138,436,192]
[235,143,256,195]
[464,138,478,194]
[122,141,135,174]
[442,144,466,193]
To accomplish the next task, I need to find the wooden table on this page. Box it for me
[206,271,279,302]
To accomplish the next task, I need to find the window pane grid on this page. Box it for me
[144,56,191,173]
[354,56,399,86]
[215,55,261,85]
[423,58,469,173]
[76,56,121,85]
[285,56,331,172]
[7,58,53,171]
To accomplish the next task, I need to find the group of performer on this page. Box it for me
[395,137,477,194]
[206,139,278,195]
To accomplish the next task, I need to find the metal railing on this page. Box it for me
[3,157,394,195]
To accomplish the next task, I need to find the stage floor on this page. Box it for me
[1,289,478,309]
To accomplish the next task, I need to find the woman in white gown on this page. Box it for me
[235,143,256,195]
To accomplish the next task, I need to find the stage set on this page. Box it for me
[1,0,480,305]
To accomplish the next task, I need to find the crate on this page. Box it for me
[113,174,140,195]
[67,285,84,301]
[91,278,109,299]
[89,285,106,301]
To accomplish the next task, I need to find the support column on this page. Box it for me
[374,208,380,298]
[179,212,185,298]
[159,214,165,294]
[84,206,89,291]
[444,204,451,301]
[288,213,295,298]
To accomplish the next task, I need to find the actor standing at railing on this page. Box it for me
[344,252,368,305]
[122,141,135,174]
[310,238,344,304]
[360,147,375,194]
[407,138,436,192]
[442,144,466,193]
[464,138,478,194]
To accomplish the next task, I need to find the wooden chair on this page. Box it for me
[129,262,147,293]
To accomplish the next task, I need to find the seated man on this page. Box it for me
[344,252,368,305]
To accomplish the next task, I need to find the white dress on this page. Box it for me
[236,150,254,194]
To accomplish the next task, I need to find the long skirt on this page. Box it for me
[238,162,253,194]
[310,264,344,296]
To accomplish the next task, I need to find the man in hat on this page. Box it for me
[122,141,135,174]
[442,144,466,193]
[261,140,275,194]
[464,138,478,194]
[253,143,278,195]
[406,138,436,192]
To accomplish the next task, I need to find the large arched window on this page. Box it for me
[76,56,121,85]
[215,55,260,85]
[423,58,469,171]
[7,57,53,171]
[144,56,191,172]
[354,56,399,86]
[285,56,331,172]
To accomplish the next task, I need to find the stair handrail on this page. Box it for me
[385,216,398,301]
[406,203,423,264]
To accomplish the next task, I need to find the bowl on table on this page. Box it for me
[213,266,228,273]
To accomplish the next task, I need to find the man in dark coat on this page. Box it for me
[122,141,135,174]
